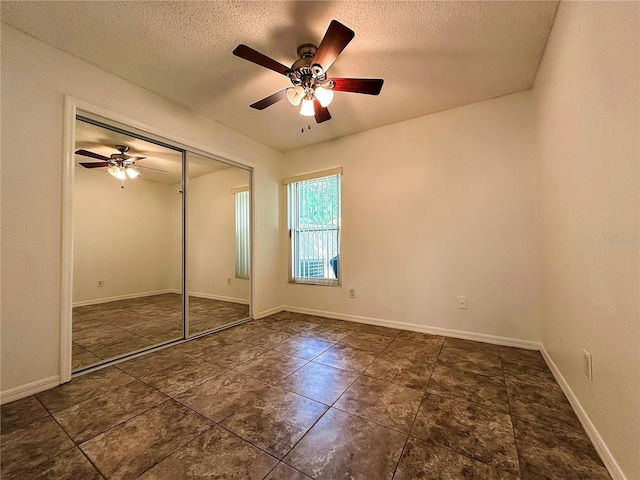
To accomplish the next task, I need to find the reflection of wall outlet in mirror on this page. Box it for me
[582,349,593,380]
[349,288,356,299]
[97,280,104,287]
[227,277,232,285]
[457,296,467,309]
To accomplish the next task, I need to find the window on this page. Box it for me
[233,187,250,279]
[286,168,342,285]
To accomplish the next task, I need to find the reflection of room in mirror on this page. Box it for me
[72,118,251,371]
[186,152,250,336]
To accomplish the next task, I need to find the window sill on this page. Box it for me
[288,280,341,287]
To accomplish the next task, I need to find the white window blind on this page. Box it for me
[287,170,341,286]
[234,188,250,280]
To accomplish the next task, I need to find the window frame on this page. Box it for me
[285,168,342,287]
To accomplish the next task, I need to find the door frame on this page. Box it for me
[61,96,255,383]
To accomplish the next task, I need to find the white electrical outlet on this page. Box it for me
[457,296,467,309]
[582,349,593,380]
[97,280,104,287]
[349,288,356,299]
[227,277,232,285]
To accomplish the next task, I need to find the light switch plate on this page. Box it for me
[457,296,467,309]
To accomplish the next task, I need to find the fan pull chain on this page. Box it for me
[300,116,313,133]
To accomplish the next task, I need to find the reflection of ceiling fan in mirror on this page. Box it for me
[75,145,167,187]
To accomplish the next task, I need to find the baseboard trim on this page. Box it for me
[273,306,623,476]
[73,290,250,308]
[188,292,250,305]
[281,305,540,350]
[1,376,60,405]
[539,346,626,480]
[254,305,286,319]
[9,308,621,479]
[73,289,176,307]
[3,305,621,478]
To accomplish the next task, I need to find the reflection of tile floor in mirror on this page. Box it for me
[72,293,249,371]
[3,311,610,479]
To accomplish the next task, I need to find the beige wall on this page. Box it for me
[533,2,640,478]
[2,7,638,476]
[0,25,282,392]
[73,165,177,303]
[187,166,251,302]
[281,91,542,342]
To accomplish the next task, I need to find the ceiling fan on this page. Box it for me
[233,20,384,127]
[75,145,167,184]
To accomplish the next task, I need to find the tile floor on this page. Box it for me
[72,294,249,371]
[2,311,610,479]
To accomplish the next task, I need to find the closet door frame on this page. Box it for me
[61,96,254,383]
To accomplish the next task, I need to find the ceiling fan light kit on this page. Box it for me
[107,166,126,180]
[76,144,167,188]
[107,165,140,180]
[314,85,334,108]
[299,98,316,117]
[233,20,384,130]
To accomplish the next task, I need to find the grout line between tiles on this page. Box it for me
[34,396,108,479]
[499,344,526,477]
[389,343,441,479]
[9,310,604,479]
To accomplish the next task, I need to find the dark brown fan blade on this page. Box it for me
[79,162,110,168]
[130,156,146,161]
[331,78,384,95]
[250,89,288,110]
[75,149,110,161]
[132,165,168,173]
[312,20,355,72]
[233,44,291,76]
[313,99,331,123]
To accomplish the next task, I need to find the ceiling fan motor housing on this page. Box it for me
[111,145,133,160]
[296,43,317,60]
[289,44,330,94]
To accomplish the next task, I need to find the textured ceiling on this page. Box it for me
[2,1,558,152]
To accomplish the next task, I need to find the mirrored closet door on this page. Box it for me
[186,152,251,336]
[71,116,251,372]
